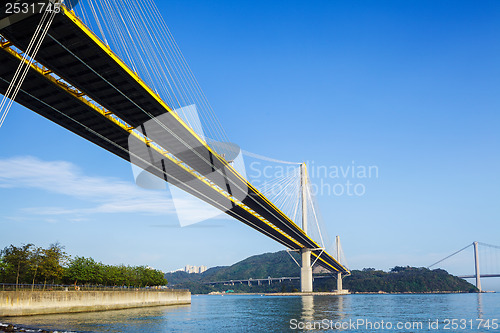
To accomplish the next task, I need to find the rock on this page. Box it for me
[4,324,15,332]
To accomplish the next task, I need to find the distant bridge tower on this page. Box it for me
[336,235,343,292]
[474,241,482,292]
[428,241,500,292]
[300,163,313,292]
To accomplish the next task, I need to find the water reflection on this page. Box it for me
[477,293,483,318]
[301,296,314,321]
[299,295,348,324]
[337,295,345,320]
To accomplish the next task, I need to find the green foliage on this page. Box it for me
[0,243,35,285]
[0,243,167,287]
[39,242,68,285]
[64,256,103,285]
[62,258,167,287]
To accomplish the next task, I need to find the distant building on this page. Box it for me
[183,265,207,274]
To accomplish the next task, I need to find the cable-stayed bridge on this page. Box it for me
[429,242,500,292]
[0,0,349,292]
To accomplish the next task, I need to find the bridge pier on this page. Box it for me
[300,163,313,293]
[335,236,348,293]
[337,272,343,291]
[301,248,313,292]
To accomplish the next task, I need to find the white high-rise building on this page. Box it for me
[184,265,207,274]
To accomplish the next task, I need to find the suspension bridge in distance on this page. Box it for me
[429,241,500,292]
[0,1,349,293]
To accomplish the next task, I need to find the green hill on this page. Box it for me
[166,251,477,294]
[165,251,301,293]
[317,267,477,293]
[203,251,301,281]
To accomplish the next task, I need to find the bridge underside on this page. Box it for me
[0,5,348,274]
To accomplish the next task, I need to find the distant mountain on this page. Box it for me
[166,251,300,284]
[317,267,478,293]
[165,251,478,294]
[205,251,301,280]
[165,251,301,293]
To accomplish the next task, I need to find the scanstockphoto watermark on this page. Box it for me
[249,161,379,197]
[290,318,424,331]
[290,318,500,331]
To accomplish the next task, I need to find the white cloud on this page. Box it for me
[0,156,188,218]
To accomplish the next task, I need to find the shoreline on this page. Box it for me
[0,290,191,317]
[0,322,59,333]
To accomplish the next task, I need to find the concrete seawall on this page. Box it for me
[0,290,191,316]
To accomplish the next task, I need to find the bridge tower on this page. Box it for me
[473,241,482,292]
[300,163,313,292]
[336,235,343,292]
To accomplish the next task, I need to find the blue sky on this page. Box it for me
[1,0,499,288]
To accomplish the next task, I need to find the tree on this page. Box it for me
[0,257,8,282]
[64,256,103,285]
[0,244,34,287]
[29,246,43,290]
[39,242,68,287]
[1,243,167,288]
[390,266,409,273]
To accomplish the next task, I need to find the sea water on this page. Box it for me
[2,293,499,332]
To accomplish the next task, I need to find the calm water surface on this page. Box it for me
[4,293,500,332]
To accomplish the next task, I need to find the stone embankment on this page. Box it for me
[0,289,191,317]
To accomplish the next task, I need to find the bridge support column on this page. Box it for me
[301,248,313,292]
[337,272,343,292]
[300,163,313,293]
[474,241,482,292]
[336,236,344,293]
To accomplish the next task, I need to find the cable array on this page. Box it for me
[72,0,230,147]
[428,243,473,269]
[478,242,500,276]
[303,167,336,258]
[0,1,60,129]
[335,236,349,269]
[245,154,337,259]
[257,165,302,224]
[428,242,500,276]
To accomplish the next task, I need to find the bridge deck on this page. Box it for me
[459,274,500,279]
[0,5,348,274]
